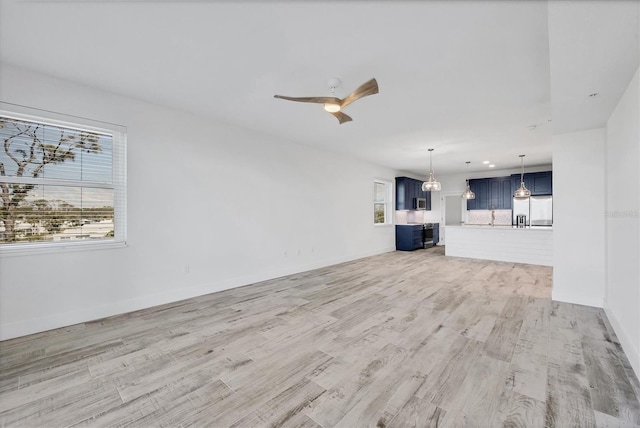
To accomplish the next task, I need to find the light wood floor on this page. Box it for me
[1,247,640,427]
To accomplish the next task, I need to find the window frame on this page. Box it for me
[373,179,392,226]
[0,102,127,255]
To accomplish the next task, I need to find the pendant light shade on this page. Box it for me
[461,161,475,200]
[514,154,531,199]
[422,148,441,192]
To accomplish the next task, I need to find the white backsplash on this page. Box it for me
[395,209,440,225]
[467,209,512,226]
[395,210,424,224]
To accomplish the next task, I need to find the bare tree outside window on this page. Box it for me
[374,181,389,224]
[0,116,114,244]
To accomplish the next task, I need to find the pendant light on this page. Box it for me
[422,148,441,192]
[461,161,475,199]
[513,154,531,199]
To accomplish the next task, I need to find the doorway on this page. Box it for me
[441,194,463,245]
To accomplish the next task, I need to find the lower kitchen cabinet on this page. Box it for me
[396,224,439,251]
[395,225,423,251]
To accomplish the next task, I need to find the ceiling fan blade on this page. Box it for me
[340,78,379,109]
[330,111,353,124]
[274,95,342,104]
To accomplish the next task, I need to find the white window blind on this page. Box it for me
[0,103,126,251]
[374,180,391,225]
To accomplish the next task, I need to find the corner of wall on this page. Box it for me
[603,299,640,381]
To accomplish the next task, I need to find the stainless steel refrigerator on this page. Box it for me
[530,195,553,226]
[512,198,530,226]
[512,195,553,227]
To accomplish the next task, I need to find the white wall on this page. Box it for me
[0,64,397,340]
[605,66,640,377]
[552,129,606,307]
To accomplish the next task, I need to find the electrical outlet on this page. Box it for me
[184,264,190,274]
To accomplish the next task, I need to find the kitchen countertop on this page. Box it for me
[446,224,553,231]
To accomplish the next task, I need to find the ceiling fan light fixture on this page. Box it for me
[323,103,341,113]
[273,78,378,124]
[422,148,441,192]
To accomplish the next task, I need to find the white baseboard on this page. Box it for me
[0,246,396,341]
[603,300,640,381]
[551,289,604,309]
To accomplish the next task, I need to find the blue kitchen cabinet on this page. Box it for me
[489,179,500,209]
[500,178,513,209]
[511,171,553,196]
[407,179,417,207]
[467,179,489,210]
[395,225,423,251]
[395,177,431,210]
[530,171,552,195]
[468,177,513,210]
[396,177,408,210]
[490,177,512,210]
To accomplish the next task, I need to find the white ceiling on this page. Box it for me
[0,0,638,177]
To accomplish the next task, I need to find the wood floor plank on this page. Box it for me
[333,369,425,428]
[483,296,528,362]
[493,389,546,427]
[414,333,483,405]
[545,301,597,427]
[594,410,640,428]
[2,248,639,427]
[438,354,511,426]
[306,343,408,427]
[387,394,447,428]
[183,351,332,427]
[443,292,506,342]
[582,336,640,424]
[506,297,550,402]
[228,378,326,428]
[2,376,122,427]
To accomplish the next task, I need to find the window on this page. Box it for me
[0,103,126,252]
[374,179,391,225]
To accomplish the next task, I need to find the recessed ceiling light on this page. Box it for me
[489,164,495,168]
[483,161,490,164]
[589,93,599,98]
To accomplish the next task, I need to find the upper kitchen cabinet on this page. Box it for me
[511,171,553,196]
[530,171,552,195]
[467,177,510,210]
[466,179,488,210]
[489,177,513,210]
[395,177,431,210]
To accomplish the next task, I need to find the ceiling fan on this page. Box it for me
[274,78,379,124]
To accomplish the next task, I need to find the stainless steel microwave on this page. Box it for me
[414,198,427,210]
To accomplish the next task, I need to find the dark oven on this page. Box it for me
[423,223,434,248]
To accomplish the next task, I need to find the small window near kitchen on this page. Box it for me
[374,180,391,225]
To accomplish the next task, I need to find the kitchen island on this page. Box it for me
[445,225,553,266]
